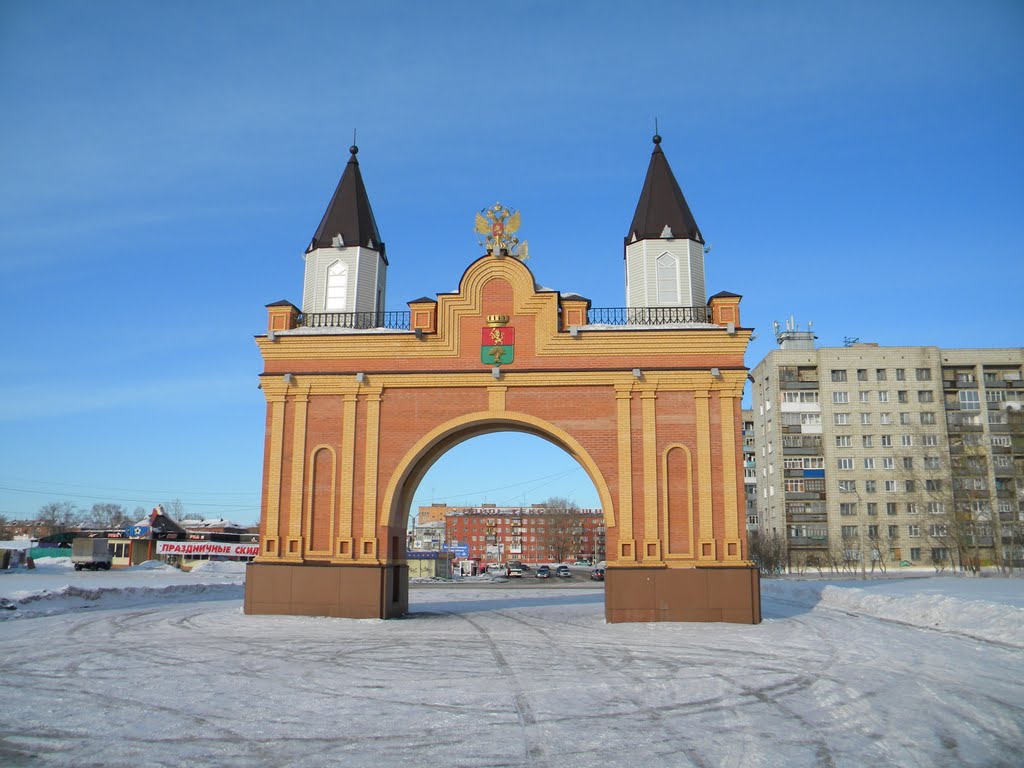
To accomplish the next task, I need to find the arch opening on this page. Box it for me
[396,428,609,600]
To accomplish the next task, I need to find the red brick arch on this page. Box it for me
[244,255,760,623]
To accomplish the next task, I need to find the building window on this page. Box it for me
[923,434,939,447]
[908,525,920,538]
[837,458,854,470]
[839,480,856,492]
[906,502,918,515]
[904,480,915,492]
[836,435,851,448]
[863,458,875,470]
[917,390,934,403]
[958,391,981,411]
[897,391,908,403]
[867,502,878,516]
[915,368,931,381]
[881,435,893,447]
[888,525,899,538]
[656,253,679,304]
[833,391,849,404]
[862,435,873,448]
[923,456,940,470]
[859,391,870,403]
[860,413,872,425]
[865,480,877,493]
[841,525,858,539]
[910,547,922,560]
[901,435,914,448]
[926,502,945,515]
[886,502,898,516]
[925,479,942,492]
[920,412,936,425]
[884,480,897,492]
[880,413,892,425]
[857,369,868,381]
[325,261,349,311]
[840,502,857,515]
[899,413,912,425]
[831,369,848,382]
[878,391,889,403]
[928,525,948,538]
[883,457,894,469]
[835,413,849,425]
[876,369,887,381]
[867,524,879,538]
[895,368,906,381]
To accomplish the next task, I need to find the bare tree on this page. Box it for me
[85,503,131,530]
[538,497,583,563]
[747,530,786,576]
[37,501,80,534]
[161,499,186,521]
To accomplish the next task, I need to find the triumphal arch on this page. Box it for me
[244,138,761,623]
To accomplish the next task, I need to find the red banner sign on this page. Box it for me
[156,541,259,557]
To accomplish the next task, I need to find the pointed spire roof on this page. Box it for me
[308,144,386,261]
[626,134,703,246]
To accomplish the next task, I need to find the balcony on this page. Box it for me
[788,536,829,547]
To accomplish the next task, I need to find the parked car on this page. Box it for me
[506,564,523,577]
[590,567,605,581]
[574,560,591,566]
[555,565,571,578]
[535,565,551,578]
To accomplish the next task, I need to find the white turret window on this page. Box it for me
[325,261,348,311]
[656,253,679,304]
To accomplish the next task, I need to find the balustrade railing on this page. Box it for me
[587,306,709,325]
[296,306,711,330]
[297,311,411,330]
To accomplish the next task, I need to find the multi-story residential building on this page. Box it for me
[443,504,605,565]
[741,409,759,532]
[750,324,1023,570]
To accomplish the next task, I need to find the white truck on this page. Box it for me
[71,538,113,571]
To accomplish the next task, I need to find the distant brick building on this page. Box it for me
[443,505,604,564]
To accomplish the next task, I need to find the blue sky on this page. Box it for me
[1,1,1021,525]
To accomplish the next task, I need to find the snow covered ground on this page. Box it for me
[1,560,1021,767]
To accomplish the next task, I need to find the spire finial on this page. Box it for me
[350,128,358,156]
[653,117,661,146]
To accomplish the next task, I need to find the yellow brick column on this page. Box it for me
[641,389,661,561]
[719,393,743,561]
[284,387,309,561]
[257,389,286,560]
[695,391,716,560]
[615,385,635,560]
[336,392,359,558]
[361,388,383,555]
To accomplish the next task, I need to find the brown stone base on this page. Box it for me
[243,562,408,619]
[605,565,761,624]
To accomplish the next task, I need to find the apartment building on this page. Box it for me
[750,326,1023,570]
[443,505,606,565]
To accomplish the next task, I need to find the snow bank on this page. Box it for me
[763,577,1024,649]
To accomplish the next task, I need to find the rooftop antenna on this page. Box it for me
[843,336,860,347]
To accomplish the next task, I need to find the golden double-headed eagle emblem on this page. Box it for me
[475,202,529,261]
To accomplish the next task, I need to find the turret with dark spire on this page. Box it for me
[307,145,386,259]
[301,143,387,315]
[624,134,706,309]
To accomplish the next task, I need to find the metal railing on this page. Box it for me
[295,306,711,330]
[587,306,709,325]
[298,311,411,330]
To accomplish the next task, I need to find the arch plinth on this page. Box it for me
[244,254,761,623]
